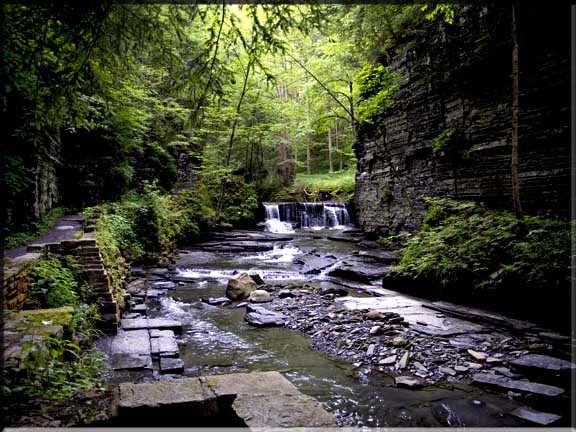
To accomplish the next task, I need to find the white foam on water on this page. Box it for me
[265,218,295,234]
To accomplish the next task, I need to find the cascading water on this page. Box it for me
[263,202,352,233]
[263,204,295,234]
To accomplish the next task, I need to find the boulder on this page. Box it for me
[248,290,272,303]
[226,272,258,301]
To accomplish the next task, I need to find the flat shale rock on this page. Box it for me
[356,250,400,263]
[159,357,184,374]
[110,353,153,370]
[510,406,561,425]
[244,305,287,327]
[471,373,564,397]
[150,336,179,358]
[295,253,337,274]
[205,371,336,428]
[132,304,147,315]
[122,318,182,334]
[110,330,150,356]
[109,329,153,370]
[510,354,576,374]
[395,376,423,389]
[328,263,388,284]
[423,301,535,331]
[150,281,176,290]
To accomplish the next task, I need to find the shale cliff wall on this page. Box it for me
[354,3,571,234]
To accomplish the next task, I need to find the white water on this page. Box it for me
[264,203,296,233]
[263,202,352,232]
[177,267,306,281]
[241,243,302,263]
[265,218,295,234]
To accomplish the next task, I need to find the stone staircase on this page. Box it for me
[27,238,121,334]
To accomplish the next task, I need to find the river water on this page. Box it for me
[143,225,527,427]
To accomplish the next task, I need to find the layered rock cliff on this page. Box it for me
[354,2,570,234]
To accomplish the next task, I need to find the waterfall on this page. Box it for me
[263,203,295,234]
[262,202,352,232]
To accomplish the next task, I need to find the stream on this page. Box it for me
[131,203,532,427]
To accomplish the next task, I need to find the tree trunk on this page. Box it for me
[511,0,523,219]
[335,122,343,172]
[328,126,333,174]
[306,97,312,175]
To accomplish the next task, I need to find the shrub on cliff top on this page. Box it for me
[390,198,571,299]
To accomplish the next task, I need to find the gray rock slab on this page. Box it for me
[149,329,174,338]
[127,279,146,294]
[115,372,335,427]
[395,376,423,389]
[151,336,179,357]
[175,251,223,267]
[356,250,401,264]
[205,297,232,306]
[244,305,287,327]
[423,301,535,331]
[150,281,177,290]
[122,318,182,334]
[510,406,561,425]
[118,377,206,410]
[472,373,564,397]
[295,253,337,275]
[132,304,147,315]
[204,371,336,428]
[159,357,184,374]
[329,261,389,283]
[510,354,576,373]
[110,353,153,370]
[110,330,151,356]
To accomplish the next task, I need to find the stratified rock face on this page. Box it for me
[354,3,570,234]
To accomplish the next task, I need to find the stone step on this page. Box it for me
[122,318,182,334]
[159,357,184,374]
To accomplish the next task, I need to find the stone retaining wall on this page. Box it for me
[27,238,120,333]
[2,264,33,311]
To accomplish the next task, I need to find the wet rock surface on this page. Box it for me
[95,230,572,427]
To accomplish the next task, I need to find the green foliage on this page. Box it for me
[378,232,413,249]
[393,199,571,295]
[24,255,85,309]
[4,208,66,250]
[432,128,456,154]
[272,169,355,202]
[356,64,400,125]
[97,182,214,266]
[217,177,259,228]
[69,304,102,346]
[2,337,104,403]
[420,3,458,25]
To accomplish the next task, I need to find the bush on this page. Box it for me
[389,198,571,302]
[97,181,214,267]
[2,337,104,403]
[24,255,87,309]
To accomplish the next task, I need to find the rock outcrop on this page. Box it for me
[354,2,570,233]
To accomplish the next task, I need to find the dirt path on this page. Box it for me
[4,214,83,259]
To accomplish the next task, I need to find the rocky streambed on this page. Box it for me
[97,229,573,427]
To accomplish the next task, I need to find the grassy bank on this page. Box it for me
[272,169,356,202]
